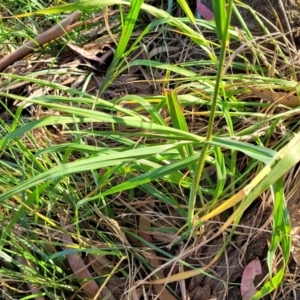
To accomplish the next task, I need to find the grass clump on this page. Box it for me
[1,0,300,299]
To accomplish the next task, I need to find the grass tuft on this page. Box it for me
[1,0,300,299]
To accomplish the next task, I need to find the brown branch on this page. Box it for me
[0,10,81,72]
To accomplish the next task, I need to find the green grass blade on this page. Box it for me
[0,143,189,198]
[211,147,226,202]
[176,0,196,24]
[253,178,291,299]
[209,137,277,163]
[98,0,143,94]
[1,182,52,250]
[212,0,226,42]
[165,90,194,160]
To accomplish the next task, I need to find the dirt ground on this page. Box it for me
[186,204,270,300]
[186,204,300,300]
[186,165,300,300]
[201,0,300,35]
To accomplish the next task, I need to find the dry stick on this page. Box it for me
[277,0,295,47]
[0,10,81,72]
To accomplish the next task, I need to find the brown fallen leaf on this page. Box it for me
[196,0,214,20]
[241,258,262,300]
[245,87,300,107]
[59,216,102,300]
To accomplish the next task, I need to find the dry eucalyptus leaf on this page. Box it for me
[59,214,102,300]
[246,87,300,107]
[196,1,214,20]
[61,232,102,300]
[241,258,262,300]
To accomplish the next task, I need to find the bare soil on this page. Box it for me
[187,166,300,300]
[187,205,271,299]
[201,0,300,34]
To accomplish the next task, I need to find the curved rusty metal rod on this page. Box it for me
[0,10,81,72]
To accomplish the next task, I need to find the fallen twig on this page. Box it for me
[0,10,81,72]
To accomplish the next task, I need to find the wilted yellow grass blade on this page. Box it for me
[199,164,272,222]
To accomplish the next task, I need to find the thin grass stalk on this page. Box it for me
[187,0,233,229]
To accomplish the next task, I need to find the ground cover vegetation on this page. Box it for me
[1,0,300,299]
